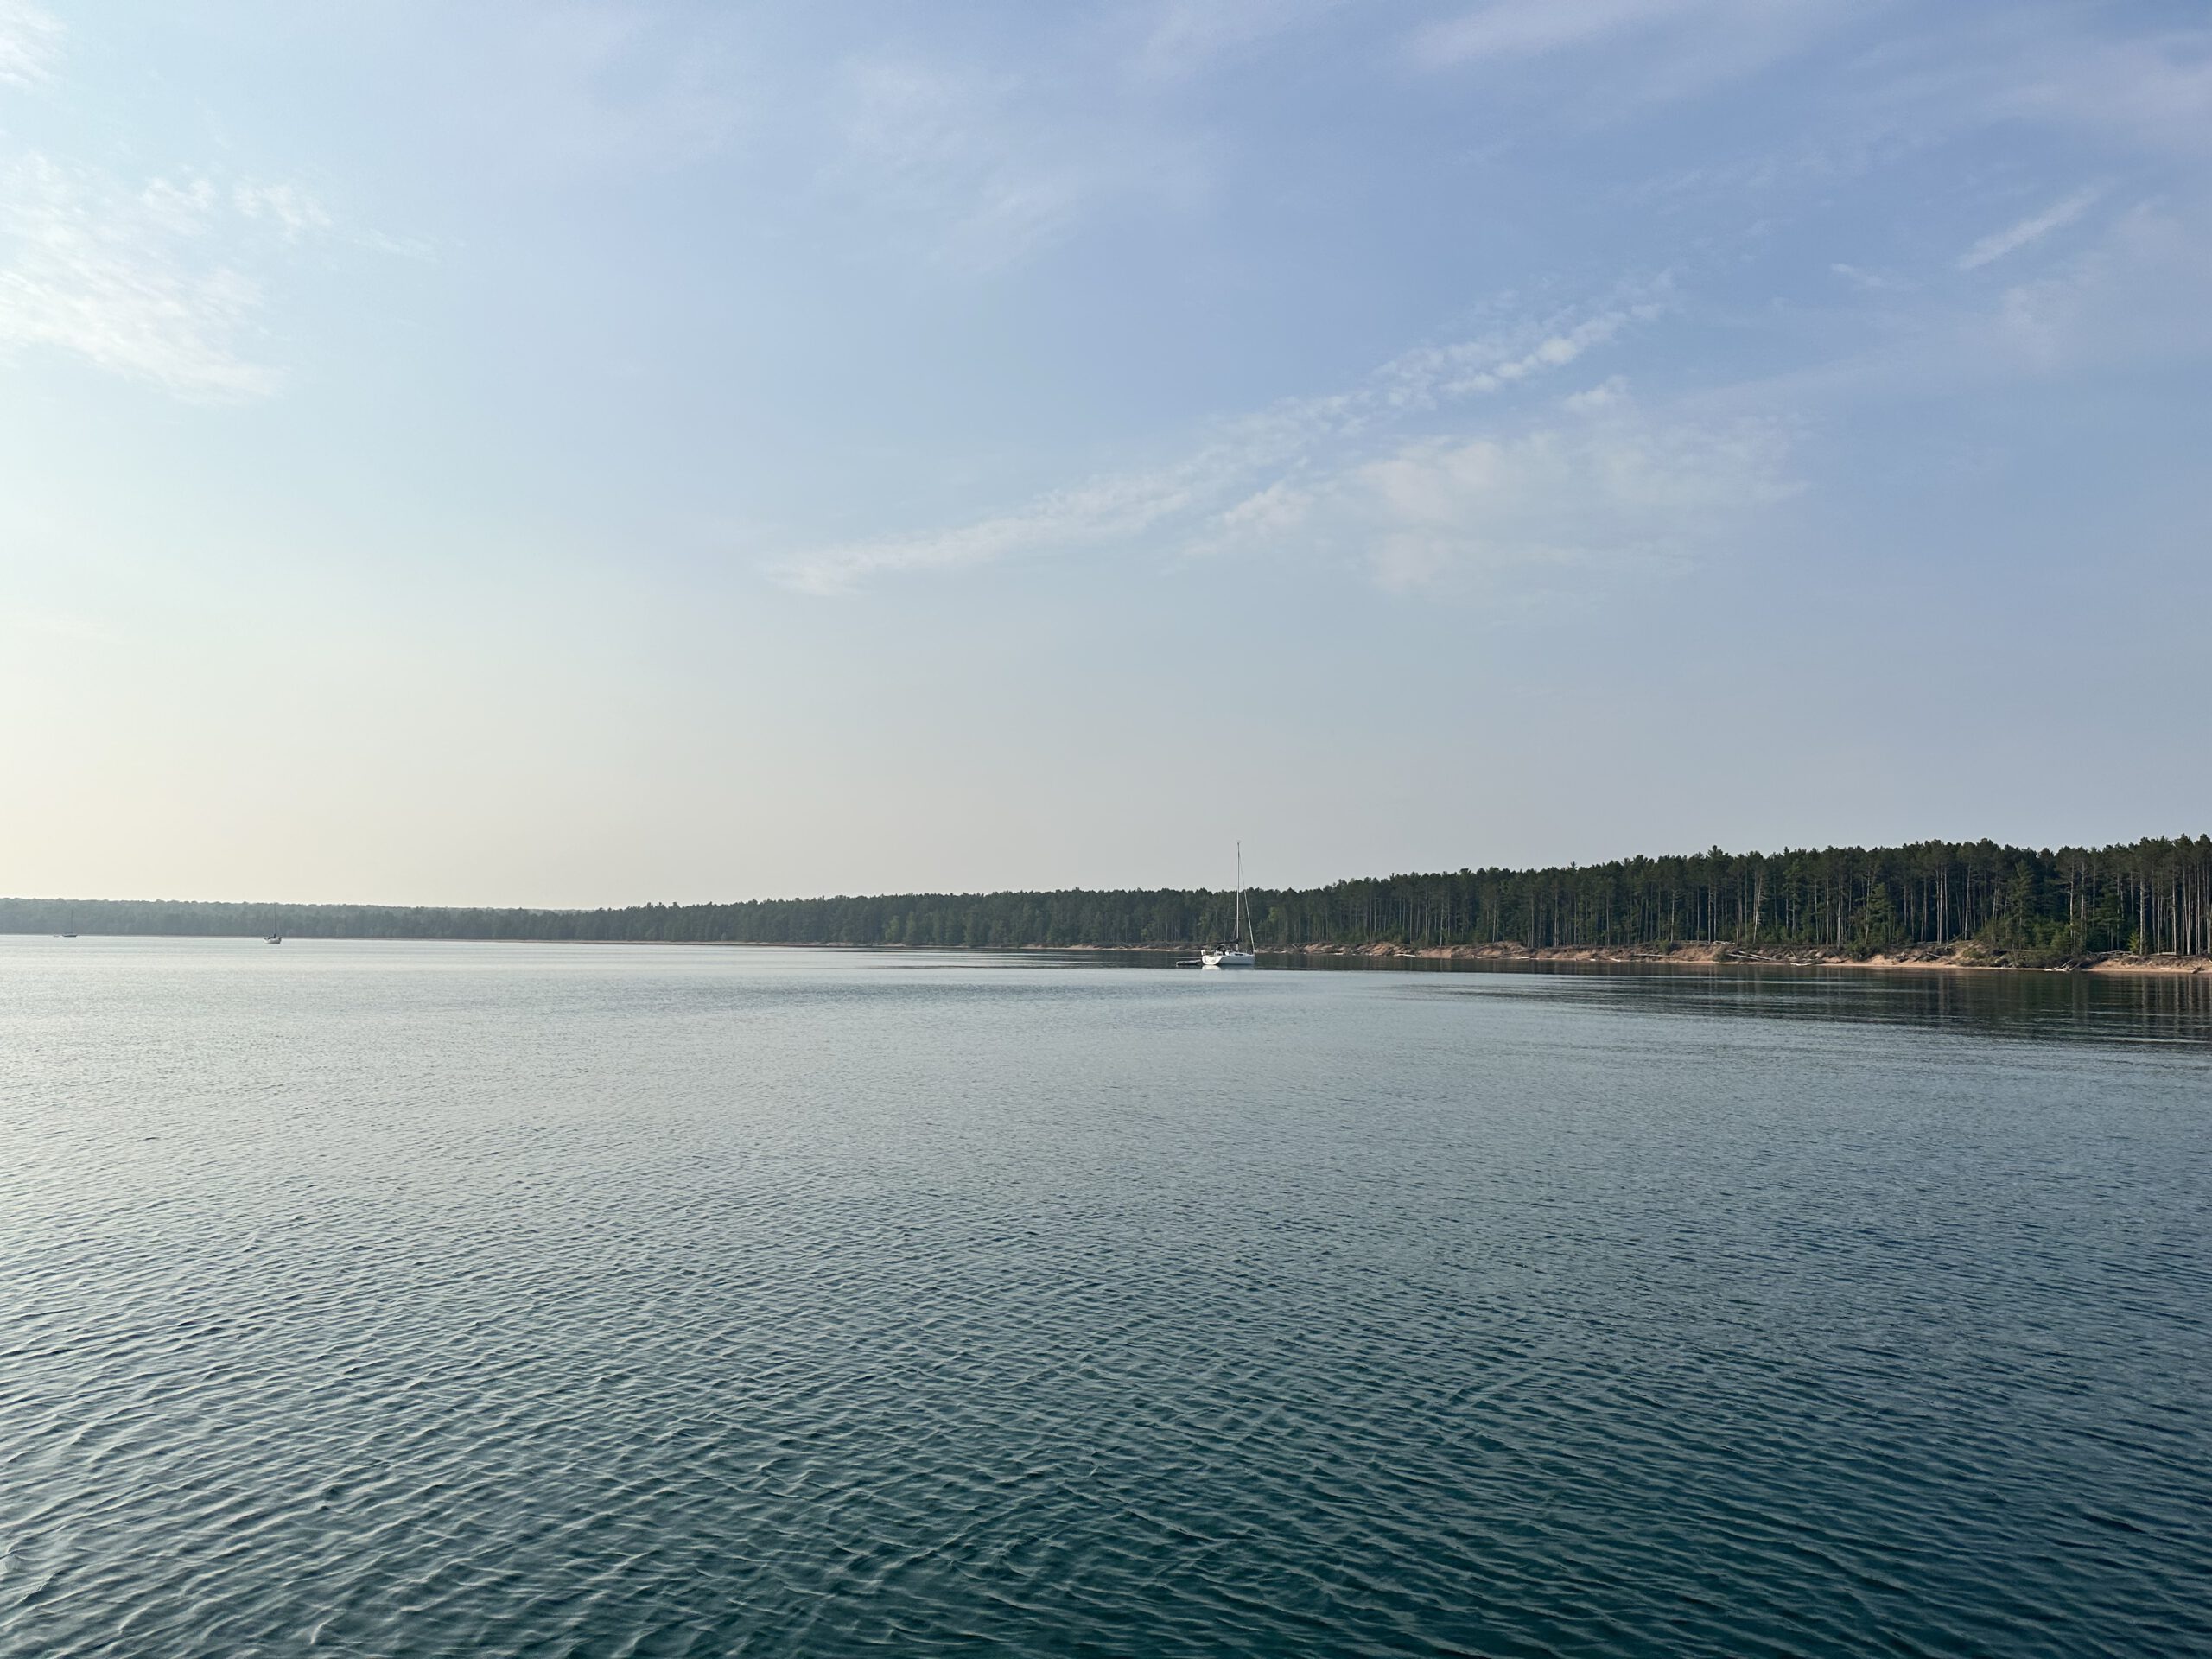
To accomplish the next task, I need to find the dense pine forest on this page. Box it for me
[6,838,2209,961]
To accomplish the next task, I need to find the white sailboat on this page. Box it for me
[1201,844,1257,969]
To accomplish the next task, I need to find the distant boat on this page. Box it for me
[59,932,75,938]
[264,933,283,944]
[1201,844,1258,969]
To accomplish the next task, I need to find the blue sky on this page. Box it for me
[3,2,2208,905]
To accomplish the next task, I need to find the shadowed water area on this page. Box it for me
[3,939,2208,1657]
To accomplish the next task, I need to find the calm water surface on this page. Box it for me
[3,940,2208,1657]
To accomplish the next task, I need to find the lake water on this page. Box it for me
[3,938,2208,1657]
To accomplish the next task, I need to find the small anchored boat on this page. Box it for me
[1200,844,1257,969]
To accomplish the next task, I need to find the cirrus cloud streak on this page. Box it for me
[762,288,1797,599]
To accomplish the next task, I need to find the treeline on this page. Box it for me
[5,837,2208,959]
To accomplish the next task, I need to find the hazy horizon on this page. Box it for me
[10,828,2209,916]
[5,3,2209,908]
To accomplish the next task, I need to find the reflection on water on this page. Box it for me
[1437,962,2212,1047]
[1072,950,2212,1047]
[3,938,2209,1659]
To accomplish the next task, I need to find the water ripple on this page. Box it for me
[2,938,2207,1656]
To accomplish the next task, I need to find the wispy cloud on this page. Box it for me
[1831,262,1910,293]
[1977,200,2210,373]
[1409,0,1856,92]
[1993,30,2212,159]
[0,3,375,401]
[771,462,1214,594]
[1373,300,1662,406]
[1957,188,2100,271]
[233,181,335,242]
[1211,379,1797,591]
[822,54,1216,275]
[770,290,1675,592]
[1138,0,1351,77]
[830,60,1091,273]
[1415,0,1711,66]
[1725,192,2212,408]
[0,0,60,87]
[0,156,281,400]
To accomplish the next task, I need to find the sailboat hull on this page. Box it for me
[1201,843,1257,969]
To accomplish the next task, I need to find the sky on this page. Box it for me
[2,1,2208,906]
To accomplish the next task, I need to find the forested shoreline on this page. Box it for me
[6,837,2209,963]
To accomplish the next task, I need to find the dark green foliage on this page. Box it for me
[6,837,2209,957]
